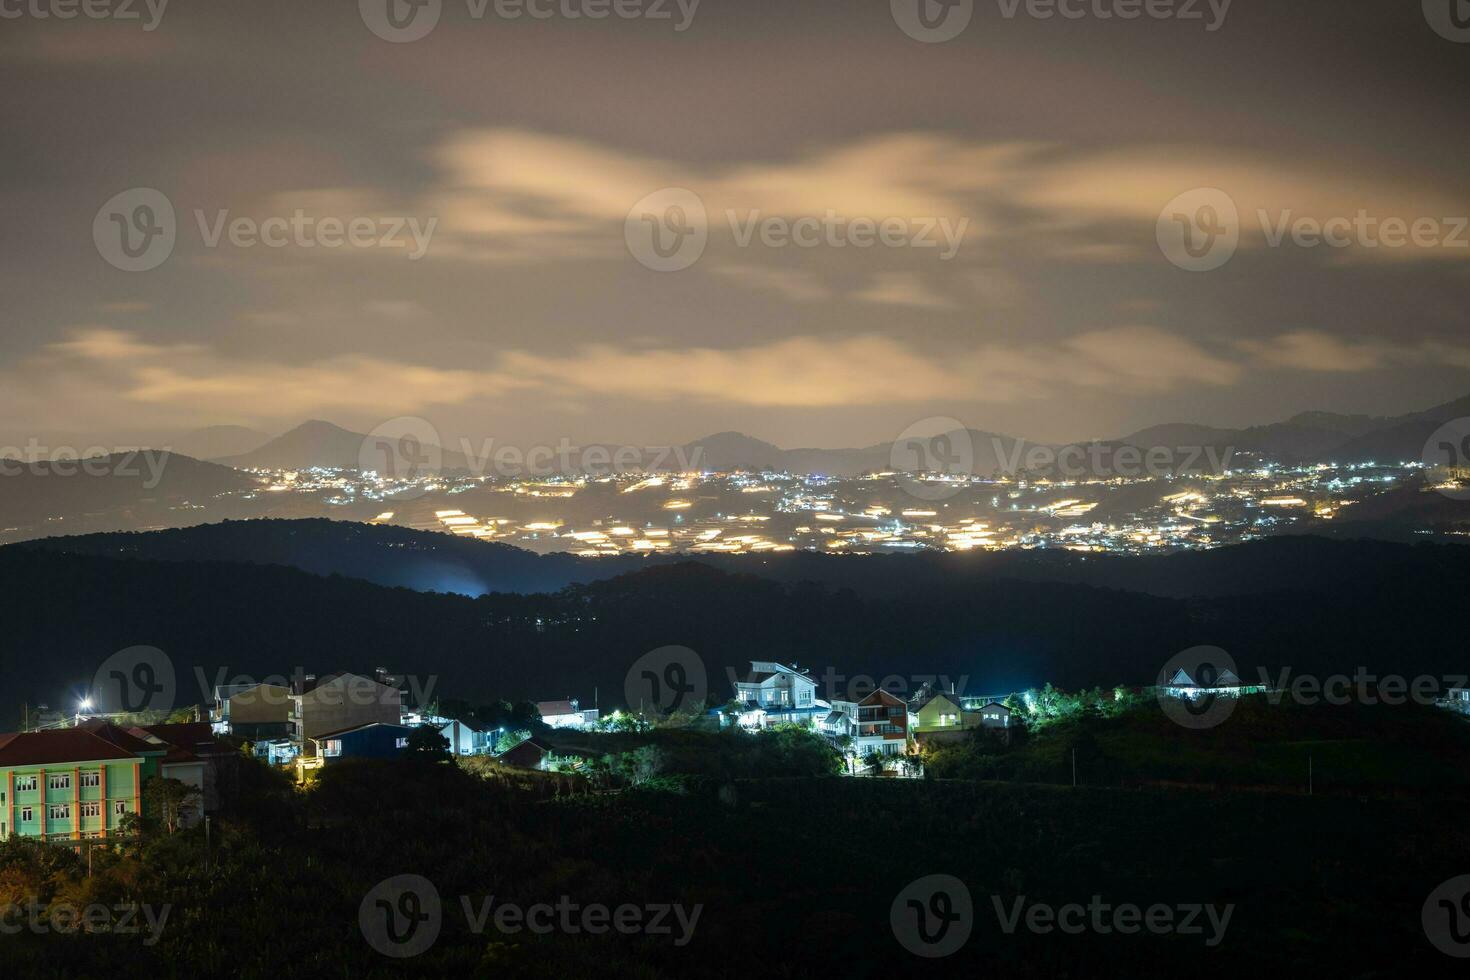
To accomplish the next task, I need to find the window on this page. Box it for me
[49,774,70,791]
[81,802,101,819]
[395,737,408,749]
[114,802,127,816]
[49,805,70,821]
[797,689,811,705]
[14,775,37,792]
[324,739,342,757]
[81,771,100,788]
[20,807,33,823]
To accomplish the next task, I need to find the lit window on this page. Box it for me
[395,737,409,749]
[324,739,342,758]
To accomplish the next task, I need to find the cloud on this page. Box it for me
[3,326,1241,432]
[851,272,955,310]
[419,129,1470,269]
[1240,330,1470,373]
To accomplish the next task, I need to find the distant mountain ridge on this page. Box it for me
[1121,391,1470,463]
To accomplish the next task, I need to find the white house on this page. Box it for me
[537,699,599,729]
[731,661,827,728]
[439,718,493,755]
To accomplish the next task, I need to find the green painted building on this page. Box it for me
[0,724,165,844]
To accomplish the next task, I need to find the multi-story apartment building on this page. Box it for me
[826,689,909,757]
[211,682,292,740]
[291,671,403,759]
[0,725,158,844]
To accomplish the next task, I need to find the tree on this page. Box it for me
[406,724,451,760]
[494,728,531,754]
[142,776,201,834]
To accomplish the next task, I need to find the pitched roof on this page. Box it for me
[536,700,578,717]
[497,738,550,769]
[314,721,414,740]
[139,723,233,758]
[0,729,141,766]
[75,720,164,754]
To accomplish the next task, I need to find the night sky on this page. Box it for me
[2,0,1467,450]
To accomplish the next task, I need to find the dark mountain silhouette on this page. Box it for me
[0,452,259,532]
[219,419,472,471]
[18,517,1470,601]
[4,542,1470,724]
[1121,391,1470,463]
